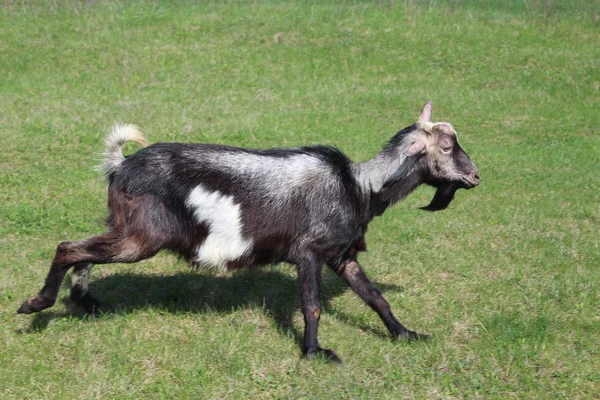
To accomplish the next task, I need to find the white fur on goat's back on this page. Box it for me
[199,151,330,199]
[186,184,254,270]
[102,124,149,174]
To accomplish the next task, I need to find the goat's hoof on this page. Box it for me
[17,296,54,314]
[304,347,344,365]
[71,294,100,315]
[396,330,430,342]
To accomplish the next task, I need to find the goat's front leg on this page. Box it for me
[330,258,427,341]
[297,254,342,363]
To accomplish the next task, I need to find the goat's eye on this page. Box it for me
[441,146,452,154]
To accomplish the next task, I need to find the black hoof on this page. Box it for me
[396,330,430,342]
[304,347,344,365]
[17,296,54,314]
[71,293,100,315]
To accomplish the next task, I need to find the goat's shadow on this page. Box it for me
[22,268,406,348]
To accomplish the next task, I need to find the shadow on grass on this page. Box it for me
[19,269,406,347]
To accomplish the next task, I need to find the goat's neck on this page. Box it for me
[354,151,421,194]
[354,151,424,216]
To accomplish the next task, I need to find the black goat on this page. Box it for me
[18,101,479,362]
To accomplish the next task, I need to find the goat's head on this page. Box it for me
[406,101,480,211]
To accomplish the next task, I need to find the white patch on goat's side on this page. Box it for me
[186,185,253,270]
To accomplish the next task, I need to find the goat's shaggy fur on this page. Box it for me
[18,101,479,362]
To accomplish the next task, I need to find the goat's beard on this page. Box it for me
[420,182,460,212]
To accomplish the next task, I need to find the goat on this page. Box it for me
[18,101,479,362]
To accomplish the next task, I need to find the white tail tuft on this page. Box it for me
[102,124,149,175]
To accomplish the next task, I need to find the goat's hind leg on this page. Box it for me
[18,239,88,314]
[69,263,99,314]
[18,233,160,314]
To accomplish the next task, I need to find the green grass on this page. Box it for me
[1,1,599,398]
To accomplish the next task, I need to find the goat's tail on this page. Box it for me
[102,124,149,175]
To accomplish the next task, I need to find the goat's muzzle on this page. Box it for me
[463,169,480,189]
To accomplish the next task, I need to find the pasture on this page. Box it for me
[1,1,598,398]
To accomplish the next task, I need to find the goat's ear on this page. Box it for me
[406,138,426,156]
[418,100,433,123]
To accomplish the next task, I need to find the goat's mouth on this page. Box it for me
[460,170,480,189]
[460,176,480,189]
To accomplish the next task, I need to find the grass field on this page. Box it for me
[1,1,599,398]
